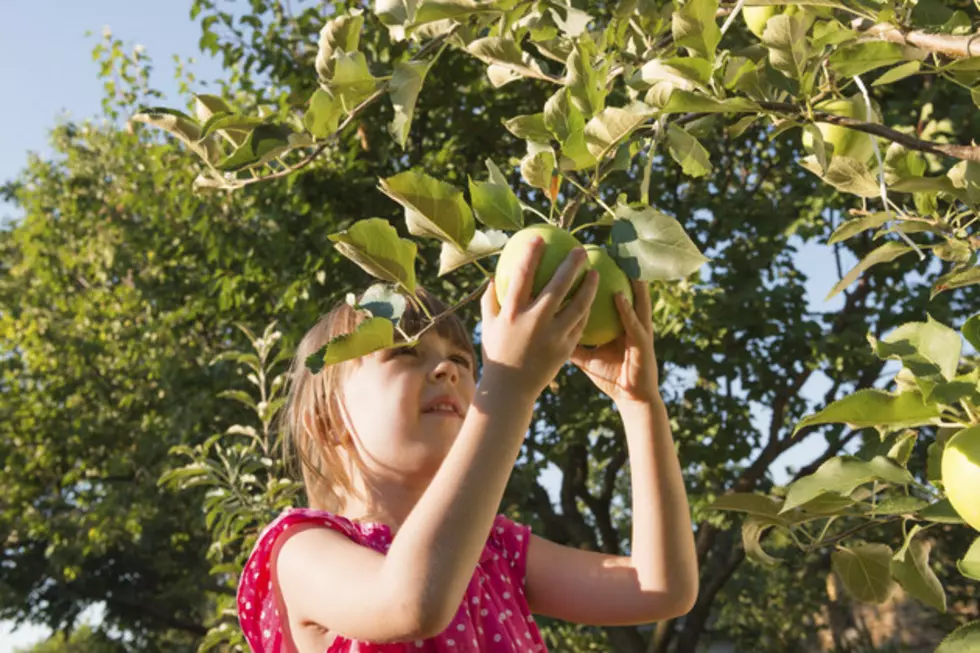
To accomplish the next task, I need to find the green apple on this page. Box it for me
[579,245,634,347]
[743,5,779,39]
[942,426,980,531]
[494,223,586,308]
[802,95,881,163]
[744,4,833,39]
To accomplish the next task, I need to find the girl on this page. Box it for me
[237,236,699,652]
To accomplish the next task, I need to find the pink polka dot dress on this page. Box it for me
[237,508,549,652]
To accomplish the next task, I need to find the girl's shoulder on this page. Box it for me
[235,508,536,651]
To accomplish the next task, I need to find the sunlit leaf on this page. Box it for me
[584,106,652,161]
[672,0,721,61]
[306,317,395,372]
[610,201,709,281]
[438,229,509,275]
[792,389,941,437]
[379,170,476,248]
[666,123,712,177]
[824,241,915,301]
[468,178,523,231]
[304,89,344,138]
[388,59,435,149]
[315,11,365,81]
[327,217,418,293]
[958,537,980,581]
[215,123,295,172]
[780,455,914,513]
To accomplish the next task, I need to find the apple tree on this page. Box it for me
[126,0,980,650]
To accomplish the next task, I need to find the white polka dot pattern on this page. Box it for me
[236,508,546,652]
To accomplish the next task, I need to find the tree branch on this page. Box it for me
[757,101,980,163]
[852,20,980,59]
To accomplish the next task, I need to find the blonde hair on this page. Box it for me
[279,286,477,512]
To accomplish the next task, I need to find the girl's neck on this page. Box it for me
[334,475,429,535]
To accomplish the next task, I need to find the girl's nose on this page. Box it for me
[429,358,459,384]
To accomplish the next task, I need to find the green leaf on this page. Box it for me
[388,59,434,149]
[467,37,546,83]
[781,455,914,513]
[216,124,295,172]
[217,389,257,409]
[304,89,343,138]
[666,123,712,177]
[414,0,498,25]
[315,11,365,80]
[193,94,233,122]
[468,178,523,231]
[710,493,785,520]
[892,524,925,564]
[872,60,922,86]
[672,0,721,61]
[327,218,418,293]
[520,144,556,193]
[873,495,928,516]
[831,543,897,604]
[891,539,945,611]
[936,620,980,653]
[549,4,592,37]
[438,228,509,275]
[628,57,712,94]
[920,498,964,524]
[503,113,552,143]
[957,536,980,581]
[962,313,980,352]
[825,241,915,301]
[885,429,917,466]
[793,389,941,437]
[306,317,395,372]
[200,113,265,140]
[762,13,811,81]
[741,516,781,567]
[828,212,892,245]
[324,51,381,112]
[375,0,418,39]
[584,106,652,161]
[659,90,762,115]
[610,202,710,281]
[932,265,980,299]
[129,107,216,161]
[828,41,926,77]
[799,155,881,198]
[869,315,962,381]
[378,169,476,249]
[565,39,607,118]
[544,87,584,143]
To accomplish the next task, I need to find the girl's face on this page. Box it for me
[339,330,477,483]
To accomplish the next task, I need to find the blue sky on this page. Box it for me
[1,1,872,650]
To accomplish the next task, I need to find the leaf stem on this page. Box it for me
[565,175,617,222]
[408,279,490,342]
[570,220,608,236]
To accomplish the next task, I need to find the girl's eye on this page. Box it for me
[452,355,472,369]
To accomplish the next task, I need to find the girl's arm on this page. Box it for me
[276,244,600,643]
[525,396,699,625]
[524,280,698,625]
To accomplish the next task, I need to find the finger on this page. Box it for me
[616,291,646,341]
[534,246,589,314]
[632,279,654,334]
[556,268,598,331]
[482,277,500,318]
[505,235,545,313]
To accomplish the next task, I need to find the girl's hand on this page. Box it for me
[480,236,599,398]
[570,279,660,406]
